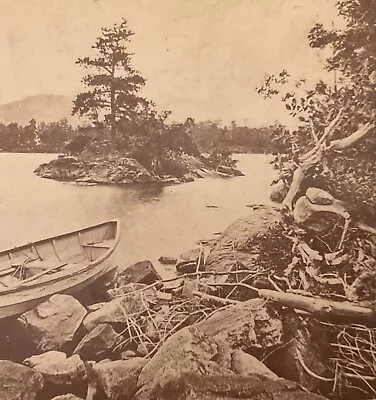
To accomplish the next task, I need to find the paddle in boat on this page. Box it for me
[0,219,120,319]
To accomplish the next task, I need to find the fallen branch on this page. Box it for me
[258,289,376,326]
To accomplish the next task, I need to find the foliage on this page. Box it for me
[38,119,75,152]
[124,112,200,172]
[189,120,289,154]
[257,0,376,213]
[72,18,149,140]
[0,119,76,153]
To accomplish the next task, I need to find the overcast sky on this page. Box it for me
[0,0,340,126]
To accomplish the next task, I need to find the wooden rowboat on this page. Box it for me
[0,220,120,319]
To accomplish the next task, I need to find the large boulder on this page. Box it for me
[82,293,148,331]
[148,372,328,400]
[73,323,120,361]
[293,188,349,234]
[115,260,161,286]
[16,294,87,353]
[51,395,83,400]
[24,351,85,386]
[270,179,289,203]
[135,325,279,400]
[90,358,147,400]
[135,326,234,399]
[23,351,86,398]
[205,206,284,275]
[231,349,278,379]
[265,313,330,392]
[198,298,283,351]
[0,360,44,400]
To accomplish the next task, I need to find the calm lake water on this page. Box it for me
[0,153,277,277]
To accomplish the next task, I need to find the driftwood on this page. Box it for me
[258,289,376,327]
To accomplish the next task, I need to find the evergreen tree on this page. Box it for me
[73,18,148,142]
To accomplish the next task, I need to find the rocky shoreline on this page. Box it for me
[34,154,243,186]
[2,204,375,400]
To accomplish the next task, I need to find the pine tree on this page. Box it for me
[73,18,148,143]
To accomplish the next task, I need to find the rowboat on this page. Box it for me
[0,220,120,319]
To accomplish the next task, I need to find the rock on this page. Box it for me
[73,323,120,361]
[145,304,171,341]
[87,302,107,312]
[148,372,328,400]
[156,291,172,301]
[158,256,178,265]
[17,294,87,353]
[180,279,214,299]
[216,164,244,177]
[0,360,44,400]
[91,358,147,400]
[293,196,341,234]
[121,350,137,359]
[116,260,161,286]
[231,349,278,380]
[197,298,283,350]
[270,179,289,203]
[305,187,335,205]
[179,174,195,183]
[176,248,205,274]
[136,343,154,357]
[265,313,330,392]
[50,395,83,400]
[24,351,85,387]
[35,156,156,185]
[83,294,148,331]
[135,326,235,399]
[205,206,283,276]
[135,325,311,400]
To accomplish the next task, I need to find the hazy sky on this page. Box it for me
[0,0,340,125]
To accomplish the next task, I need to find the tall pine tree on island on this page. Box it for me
[72,18,148,143]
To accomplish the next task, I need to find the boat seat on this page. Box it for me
[82,240,112,249]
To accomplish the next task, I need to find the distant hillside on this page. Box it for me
[0,94,82,126]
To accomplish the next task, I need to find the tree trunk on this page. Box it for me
[282,121,374,210]
[110,60,116,145]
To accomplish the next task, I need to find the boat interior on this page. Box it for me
[0,221,118,290]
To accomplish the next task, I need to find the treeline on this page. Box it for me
[0,119,75,153]
[189,121,289,154]
[0,116,289,157]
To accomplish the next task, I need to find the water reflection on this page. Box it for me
[0,153,277,277]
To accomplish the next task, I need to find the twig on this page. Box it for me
[296,348,334,382]
[193,290,240,306]
[207,281,259,293]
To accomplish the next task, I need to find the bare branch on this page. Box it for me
[328,123,374,150]
[309,119,320,144]
[324,106,345,141]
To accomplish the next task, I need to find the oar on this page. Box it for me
[15,261,67,287]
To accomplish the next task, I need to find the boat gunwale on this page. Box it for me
[0,219,121,295]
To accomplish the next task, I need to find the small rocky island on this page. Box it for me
[34,151,243,186]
